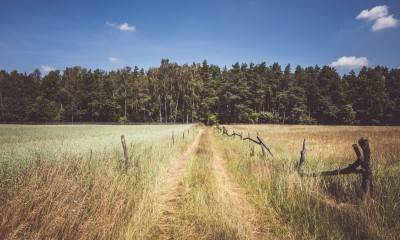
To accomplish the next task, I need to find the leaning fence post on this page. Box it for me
[298,139,307,172]
[257,132,268,161]
[121,135,129,169]
[256,134,274,159]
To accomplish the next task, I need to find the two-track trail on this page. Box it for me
[129,127,284,239]
[126,128,203,239]
[209,130,275,239]
[152,128,204,238]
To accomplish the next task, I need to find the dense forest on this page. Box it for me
[1,59,399,125]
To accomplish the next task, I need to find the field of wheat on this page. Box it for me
[0,124,399,239]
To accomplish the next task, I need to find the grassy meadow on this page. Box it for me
[0,124,197,239]
[218,124,400,239]
[0,124,399,239]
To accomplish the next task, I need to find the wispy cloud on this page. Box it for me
[330,56,369,69]
[356,5,399,31]
[356,5,388,21]
[106,21,116,27]
[106,21,136,32]
[109,57,120,64]
[41,65,55,73]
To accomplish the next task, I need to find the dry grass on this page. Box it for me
[216,124,400,239]
[232,124,400,164]
[1,124,399,239]
[0,124,197,239]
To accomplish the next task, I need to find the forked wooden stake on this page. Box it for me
[298,137,373,199]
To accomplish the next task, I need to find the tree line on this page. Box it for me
[1,59,399,125]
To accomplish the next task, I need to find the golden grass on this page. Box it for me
[1,124,399,239]
[216,124,400,239]
[231,124,400,164]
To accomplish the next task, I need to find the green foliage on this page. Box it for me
[252,112,279,124]
[0,62,399,125]
[298,114,317,125]
[341,104,357,125]
[53,106,65,122]
[206,113,218,126]
[118,116,128,124]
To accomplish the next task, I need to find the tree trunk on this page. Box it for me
[283,111,286,124]
[0,92,3,122]
[124,88,127,119]
[164,95,168,124]
[174,93,179,123]
[159,95,162,124]
[192,100,194,123]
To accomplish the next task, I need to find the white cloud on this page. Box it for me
[106,21,136,32]
[356,5,388,21]
[118,22,135,32]
[41,65,55,73]
[330,56,369,69]
[109,57,120,64]
[372,15,399,31]
[356,5,399,31]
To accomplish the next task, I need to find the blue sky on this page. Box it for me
[1,0,399,75]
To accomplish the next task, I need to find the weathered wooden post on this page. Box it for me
[89,148,93,162]
[257,133,268,161]
[183,131,185,140]
[257,134,275,160]
[298,137,373,201]
[172,131,175,145]
[298,139,307,172]
[121,135,129,169]
[359,138,373,198]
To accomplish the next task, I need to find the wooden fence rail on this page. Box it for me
[119,124,198,170]
[216,125,373,199]
[217,125,274,161]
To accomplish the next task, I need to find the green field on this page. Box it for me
[0,124,399,239]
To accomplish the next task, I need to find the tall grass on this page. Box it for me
[163,129,244,239]
[1,124,399,239]
[0,124,196,239]
[157,128,293,239]
[217,125,400,239]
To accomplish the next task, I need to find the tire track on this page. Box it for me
[210,131,276,239]
[126,128,203,239]
[150,128,204,239]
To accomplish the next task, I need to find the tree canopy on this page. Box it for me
[1,60,399,125]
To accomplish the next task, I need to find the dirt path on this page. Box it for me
[151,128,204,239]
[125,129,203,239]
[210,131,274,239]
